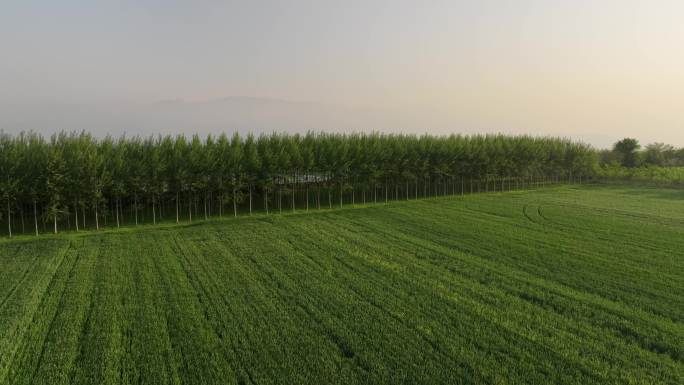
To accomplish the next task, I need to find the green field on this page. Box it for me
[0,185,682,385]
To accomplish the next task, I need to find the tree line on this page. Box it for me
[0,131,595,237]
[600,138,684,168]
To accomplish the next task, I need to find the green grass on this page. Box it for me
[1,185,683,384]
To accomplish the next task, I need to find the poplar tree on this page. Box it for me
[0,131,597,236]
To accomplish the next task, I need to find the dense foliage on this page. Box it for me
[0,131,595,236]
[597,165,684,187]
[1,186,682,384]
[600,139,684,168]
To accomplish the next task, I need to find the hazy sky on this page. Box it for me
[2,1,683,148]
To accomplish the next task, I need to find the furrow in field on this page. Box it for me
[318,212,677,380]
[191,224,377,384]
[123,233,183,385]
[3,241,79,385]
[282,216,609,383]
[167,231,261,385]
[374,200,684,320]
[219,216,569,383]
[0,244,35,309]
[208,221,416,381]
[0,241,71,383]
[67,236,138,385]
[146,232,234,385]
[28,239,98,385]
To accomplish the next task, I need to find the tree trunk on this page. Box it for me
[292,182,296,212]
[33,199,38,236]
[53,212,58,234]
[306,186,309,211]
[134,195,138,226]
[249,185,253,215]
[74,200,79,232]
[95,202,99,230]
[204,193,207,220]
[339,183,343,208]
[153,195,157,225]
[265,190,269,215]
[189,194,192,223]
[176,192,180,223]
[116,199,120,228]
[7,198,11,238]
[233,188,237,217]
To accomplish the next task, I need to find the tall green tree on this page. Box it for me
[613,138,641,168]
[0,134,19,237]
[0,130,600,236]
[45,134,67,234]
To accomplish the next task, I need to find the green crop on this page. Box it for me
[0,185,682,384]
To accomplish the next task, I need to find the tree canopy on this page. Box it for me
[599,138,684,168]
[0,131,596,236]
[613,138,641,168]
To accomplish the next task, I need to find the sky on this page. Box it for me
[1,0,683,148]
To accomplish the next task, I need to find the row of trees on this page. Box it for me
[0,131,596,237]
[600,138,684,168]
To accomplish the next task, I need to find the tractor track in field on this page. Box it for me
[305,216,609,383]
[522,204,577,234]
[67,238,111,385]
[338,211,684,367]
[522,204,537,224]
[28,241,81,385]
[0,252,41,314]
[537,206,548,220]
[284,226,461,366]
[237,239,375,375]
[169,233,257,385]
[0,242,74,385]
